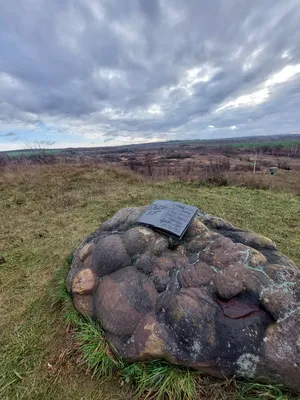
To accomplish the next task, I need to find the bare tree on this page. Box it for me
[144,155,154,177]
[253,148,258,174]
[24,140,56,164]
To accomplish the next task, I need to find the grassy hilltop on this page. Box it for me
[1,164,300,399]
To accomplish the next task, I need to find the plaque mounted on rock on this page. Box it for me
[138,200,198,239]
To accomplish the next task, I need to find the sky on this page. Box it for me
[1,0,300,151]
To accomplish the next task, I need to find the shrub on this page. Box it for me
[232,164,261,172]
[0,155,9,169]
[206,173,229,186]
[198,158,230,187]
[165,152,191,160]
[277,159,291,170]
[229,174,271,190]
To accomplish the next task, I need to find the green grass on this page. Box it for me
[4,149,62,158]
[232,140,300,149]
[1,164,300,399]
[122,362,196,399]
[77,319,124,378]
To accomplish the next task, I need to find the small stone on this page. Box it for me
[262,250,298,268]
[222,230,277,251]
[154,257,175,272]
[260,288,297,320]
[72,268,98,295]
[185,218,208,238]
[214,265,246,299]
[98,207,147,232]
[263,310,300,393]
[264,264,299,283]
[173,255,189,269]
[199,237,246,271]
[201,215,236,231]
[0,256,6,264]
[123,315,168,361]
[249,250,267,266]
[92,235,131,277]
[173,245,186,257]
[123,227,155,257]
[73,294,94,317]
[94,266,158,336]
[152,268,170,293]
[135,251,155,274]
[243,270,270,295]
[179,262,214,289]
[78,243,95,261]
[187,239,208,253]
[83,253,92,268]
[151,235,169,255]
[66,263,83,293]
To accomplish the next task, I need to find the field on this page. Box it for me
[2,135,300,195]
[1,163,300,399]
[5,149,61,158]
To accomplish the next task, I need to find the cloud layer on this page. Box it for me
[1,0,300,149]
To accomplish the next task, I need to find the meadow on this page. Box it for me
[1,164,300,399]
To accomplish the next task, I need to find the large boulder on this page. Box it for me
[67,206,300,392]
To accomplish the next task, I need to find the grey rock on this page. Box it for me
[67,206,300,392]
[92,235,131,277]
[94,266,158,336]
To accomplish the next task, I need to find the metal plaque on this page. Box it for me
[138,200,198,239]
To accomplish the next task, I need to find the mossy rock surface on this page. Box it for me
[67,206,300,392]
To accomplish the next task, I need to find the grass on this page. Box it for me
[4,149,62,158]
[122,362,196,399]
[232,140,300,149]
[77,319,123,379]
[227,170,300,196]
[0,164,300,399]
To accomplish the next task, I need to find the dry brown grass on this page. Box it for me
[227,170,300,194]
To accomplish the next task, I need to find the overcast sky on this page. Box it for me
[1,0,300,150]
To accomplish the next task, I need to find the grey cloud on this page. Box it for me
[138,0,161,23]
[0,132,17,137]
[1,0,300,144]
